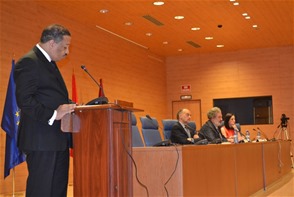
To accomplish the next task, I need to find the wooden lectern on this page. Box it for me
[68,104,141,197]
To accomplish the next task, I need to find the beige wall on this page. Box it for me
[1,1,293,195]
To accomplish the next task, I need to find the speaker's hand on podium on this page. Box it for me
[55,104,76,120]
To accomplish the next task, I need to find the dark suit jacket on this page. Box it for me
[199,120,227,143]
[14,46,70,151]
[170,122,196,144]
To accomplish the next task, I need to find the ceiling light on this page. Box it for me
[233,2,239,5]
[178,49,183,52]
[205,36,213,40]
[124,22,133,26]
[242,13,248,16]
[146,33,152,36]
[174,16,184,20]
[163,41,168,44]
[216,45,224,48]
[245,16,251,19]
[99,9,109,14]
[253,25,259,29]
[229,0,236,2]
[153,1,164,6]
[191,27,201,31]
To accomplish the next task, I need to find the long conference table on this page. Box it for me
[132,141,292,197]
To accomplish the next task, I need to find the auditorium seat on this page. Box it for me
[131,113,144,147]
[140,116,162,146]
[162,119,178,139]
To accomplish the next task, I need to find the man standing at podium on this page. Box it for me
[14,24,76,197]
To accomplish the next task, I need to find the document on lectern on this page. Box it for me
[61,112,80,133]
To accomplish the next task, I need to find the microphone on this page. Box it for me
[185,124,195,132]
[146,115,162,130]
[185,123,200,136]
[145,115,172,146]
[233,124,246,138]
[253,128,261,142]
[257,127,269,141]
[233,125,239,132]
[81,65,108,105]
[146,114,152,121]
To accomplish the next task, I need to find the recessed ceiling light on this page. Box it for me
[253,25,259,29]
[174,16,184,20]
[242,13,248,16]
[99,9,109,14]
[163,41,168,44]
[233,2,239,5]
[153,1,164,6]
[230,0,236,2]
[245,16,251,19]
[178,49,183,52]
[146,33,152,36]
[205,36,213,40]
[124,22,133,26]
[216,45,224,48]
[191,27,201,31]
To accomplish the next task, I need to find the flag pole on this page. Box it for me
[12,167,15,197]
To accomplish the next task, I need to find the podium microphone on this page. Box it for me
[81,65,108,105]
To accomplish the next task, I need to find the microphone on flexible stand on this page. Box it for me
[233,124,246,138]
[253,128,261,142]
[146,114,152,120]
[146,115,163,130]
[185,124,196,133]
[257,127,269,141]
[80,65,108,105]
[145,115,172,146]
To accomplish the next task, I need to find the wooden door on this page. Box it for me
[172,100,202,131]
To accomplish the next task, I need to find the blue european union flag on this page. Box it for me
[1,59,26,178]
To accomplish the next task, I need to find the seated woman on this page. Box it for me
[220,113,244,143]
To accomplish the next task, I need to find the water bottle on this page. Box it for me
[256,130,261,142]
[234,129,238,144]
[245,130,250,142]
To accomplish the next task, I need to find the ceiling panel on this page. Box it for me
[35,0,294,57]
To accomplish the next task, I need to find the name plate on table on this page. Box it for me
[61,112,80,133]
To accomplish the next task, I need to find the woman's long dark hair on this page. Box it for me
[224,113,235,129]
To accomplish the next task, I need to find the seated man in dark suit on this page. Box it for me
[170,108,200,144]
[199,107,228,144]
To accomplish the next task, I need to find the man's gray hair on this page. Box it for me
[207,107,221,119]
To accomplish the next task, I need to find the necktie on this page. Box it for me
[215,126,223,141]
[51,61,58,71]
[184,125,192,138]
